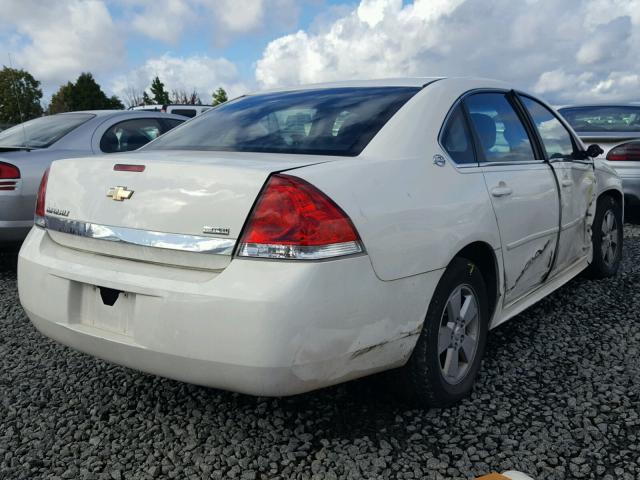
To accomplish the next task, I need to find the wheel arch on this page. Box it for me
[450,241,500,321]
[598,187,623,209]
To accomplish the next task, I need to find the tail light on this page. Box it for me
[606,141,640,161]
[0,161,20,191]
[34,167,50,227]
[237,174,363,260]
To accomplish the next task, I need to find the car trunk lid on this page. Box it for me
[43,150,330,269]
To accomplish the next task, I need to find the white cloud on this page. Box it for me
[126,0,300,46]
[130,0,195,44]
[256,0,640,103]
[0,0,124,86]
[111,54,250,105]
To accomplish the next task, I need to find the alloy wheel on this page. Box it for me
[438,284,480,385]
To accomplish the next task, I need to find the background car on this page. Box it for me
[559,104,640,211]
[18,78,622,407]
[0,110,186,245]
[129,104,213,118]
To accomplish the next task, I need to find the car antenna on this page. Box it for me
[7,53,29,150]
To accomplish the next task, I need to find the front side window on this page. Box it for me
[145,87,419,156]
[0,113,94,149]
[441,105,476,164]
[559,106,640,133]
[100,118,166,153]
[465,93,535,163]
[521,96,576,160]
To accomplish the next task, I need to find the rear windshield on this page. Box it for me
[0,113,94,149]
[146,87,419,156]
[559,106,640,133]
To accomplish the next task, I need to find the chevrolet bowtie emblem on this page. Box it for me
[107,186,134,201]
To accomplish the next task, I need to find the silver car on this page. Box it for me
[559,104,640,210]
[0,110,186,244]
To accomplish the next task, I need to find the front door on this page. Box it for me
[465,92,560,305]
[518,95,596,274]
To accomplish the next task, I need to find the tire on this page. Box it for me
[587,195,623,279]
[402,257,489,407]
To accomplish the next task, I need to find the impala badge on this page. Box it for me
[202,226,230,236]
[107,186,134,201]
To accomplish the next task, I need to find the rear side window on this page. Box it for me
[146,87,420,156]
[465,93,535,163]
[100,118,165,153]
[441,105,476,164]
[521,96,576,160]
[0,113,94,149]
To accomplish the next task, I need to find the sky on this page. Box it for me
[0,0,639,107]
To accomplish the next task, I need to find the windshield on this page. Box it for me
[146,87,419,156]
[559,106,640,133]
[0,113,95,148]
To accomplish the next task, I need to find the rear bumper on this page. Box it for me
[0,220,32,243]
[603,161,640,205]
[1,190,34,243]
[621,177,640,206]
[18,228,440,396]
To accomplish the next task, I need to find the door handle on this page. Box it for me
[490,183,513,197]
[561,179,573,187]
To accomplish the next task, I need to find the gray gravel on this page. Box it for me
[2,225,640,480]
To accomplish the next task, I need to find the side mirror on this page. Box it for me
[586,144,604,158]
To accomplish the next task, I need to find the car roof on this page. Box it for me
[558,103,640,110]
[249,77,514,95]
[53,110,188,119]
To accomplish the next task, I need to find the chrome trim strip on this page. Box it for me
[45,216,235,255]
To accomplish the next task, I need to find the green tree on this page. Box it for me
[48,72,124,113]
[212,87,228,106]
[0,67,43,124]
[48,82,74,114]
[142,91,153,105]
[149,76,170,105]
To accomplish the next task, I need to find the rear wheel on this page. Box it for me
[587,195,623,278]
[402,257,489,407]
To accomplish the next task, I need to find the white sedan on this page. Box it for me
[17,78,623,406]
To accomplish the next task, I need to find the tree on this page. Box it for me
[171,89,202,105]
[48,82,75,114]
[0,67,43,124]
[212,87,228,106]
[48,72,124,113]
[142,91,153,105]
[123,86,145,108]
[149,76,170,105]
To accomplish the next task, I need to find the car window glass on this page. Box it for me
[522,97,576,160]
[441,105,476,164]
[465,93,534,163]
[145,87,420,157]
[559,106,640,133]
[160,118,185,133]
[100,118,163,153]
[0,113,94,149]
[171,109,197,118]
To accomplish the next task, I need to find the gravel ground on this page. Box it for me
[1,226,640,480]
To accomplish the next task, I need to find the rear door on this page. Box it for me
[465,92,560,305]
[519,95,595,274]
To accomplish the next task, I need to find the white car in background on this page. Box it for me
[18,78,622,406]
[129,104,213,118]
[559,104,640,212]
[0,111,186,244]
